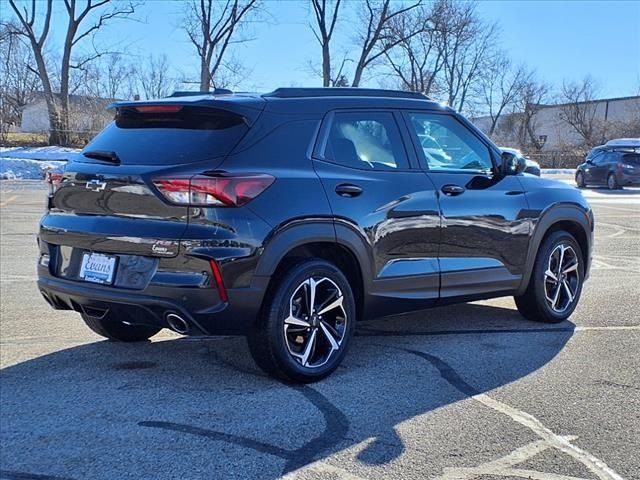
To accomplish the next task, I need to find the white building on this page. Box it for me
[21,93,116,134]
[473,95,640,152]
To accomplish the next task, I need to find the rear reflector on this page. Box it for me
[209,260,228,303]
[46,170,63,195]
[134,105,184,113]
[153,174,274,207]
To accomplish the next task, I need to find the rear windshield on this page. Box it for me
[81,106,248,165]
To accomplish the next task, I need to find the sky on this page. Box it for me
[3,0,640,99]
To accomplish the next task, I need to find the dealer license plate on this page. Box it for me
[79,253,117,285]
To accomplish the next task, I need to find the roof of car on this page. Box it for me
[605,138,640,148]
[109,88,448,116]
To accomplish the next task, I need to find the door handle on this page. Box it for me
[441,184,465,196]
[335,184,363,197]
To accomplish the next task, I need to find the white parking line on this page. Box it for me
[460,394,625,480]
[436,437,588,480]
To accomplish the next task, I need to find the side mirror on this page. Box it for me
[501,151,526,175]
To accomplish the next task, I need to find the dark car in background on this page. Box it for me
[37,88,593,382]
[576,139,640,189]
[500,147,541,176]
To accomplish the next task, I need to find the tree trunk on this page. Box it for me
[48,111,64,145]
[26,37,62,146]
[200,58,211,91]
[322,44,331,87]
[351,65,364,88]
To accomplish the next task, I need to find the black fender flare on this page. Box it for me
[254,217,373,288]
[517,203,592,295]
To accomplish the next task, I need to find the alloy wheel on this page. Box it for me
[543,244,580,314]
[283,276,348,368]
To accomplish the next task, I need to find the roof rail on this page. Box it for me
[263,87,430,100]
[168,89,234,98]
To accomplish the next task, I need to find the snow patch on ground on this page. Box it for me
[541,169,576,175]
[0,146,80,160]
[0,146,79,180]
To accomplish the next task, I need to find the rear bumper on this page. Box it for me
[618,172,640,186]
[37,270,269,335]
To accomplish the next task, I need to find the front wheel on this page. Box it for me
[248,259,356,383]
[82,313,161,342]
[575,171,586,188]
[515,231,584,323]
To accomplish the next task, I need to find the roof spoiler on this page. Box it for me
[107,94,265,126]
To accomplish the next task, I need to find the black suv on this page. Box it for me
[38,88,593,382]
[576,142,640,190]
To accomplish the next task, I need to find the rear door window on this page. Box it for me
[322,111,409,170]
[81,106,248,165]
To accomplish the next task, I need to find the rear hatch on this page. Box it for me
[40,99,263,283]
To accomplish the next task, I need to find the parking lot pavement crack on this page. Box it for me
[137,420,289,458]
[399,348,624,480]
[138,380,350,477]
[0,470,75,480]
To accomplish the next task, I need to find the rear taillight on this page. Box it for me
[153,174,275,207]
[46,170,63,195]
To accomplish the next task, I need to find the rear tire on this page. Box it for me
[82,313,161,342]
[247,259,356,383]
[575,171,585,188]
[607,173,620,190]
[515,231,584,323]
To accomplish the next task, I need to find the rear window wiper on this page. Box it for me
[82,150,121,164]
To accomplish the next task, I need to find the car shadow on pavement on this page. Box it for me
[0,303,574,480]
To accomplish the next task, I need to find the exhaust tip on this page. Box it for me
[166,313,189,334]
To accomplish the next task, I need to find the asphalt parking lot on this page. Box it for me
[1,179,638,480]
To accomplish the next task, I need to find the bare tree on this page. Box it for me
[558,76,602,147]
[7,0,137,145]
[98,53,136,99]
[135,54,178,100]
[479,53,530,137]
[515,79,550,151]
[384,4,442,94]
[351,0,422,87]
[310,0,342,87]
[182,0,259,92]
[0,24,40,140]
[436,0,497,113]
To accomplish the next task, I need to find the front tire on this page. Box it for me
[82,313,161,342]
[515,231,584,323]
[575,171,585,188]
[248,259,356,383]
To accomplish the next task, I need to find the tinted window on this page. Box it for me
[596,151,615,165]
[82,106,248,165]
[323,112,408,170]
[407,113,493,172]
[622,153,640,165]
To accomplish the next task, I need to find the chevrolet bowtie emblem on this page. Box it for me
[85,179,107,192]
